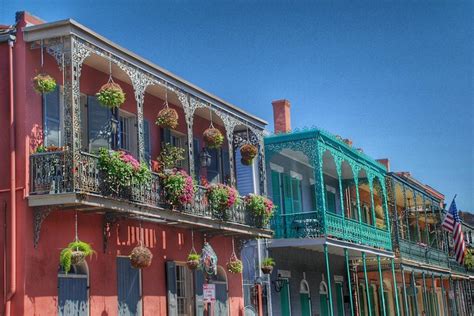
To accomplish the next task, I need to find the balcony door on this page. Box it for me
[58,262,89,316]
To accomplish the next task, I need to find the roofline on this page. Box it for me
[22,18,268,127]
[389,172,444,201]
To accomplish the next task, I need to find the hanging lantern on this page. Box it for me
[199,148,212,168]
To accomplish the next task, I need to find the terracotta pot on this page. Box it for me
[261,266,273,275]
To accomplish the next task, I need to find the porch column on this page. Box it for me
[335,157,344,221]
[344,249,354,316]
[377,256,387,316]
[402,184,410,242]
[411,271,419,316]
[324,244,334,316]
[422,196,430,247]
[368,173,376,227]
[257,134,267,195]
[180,92,196,177]
[362,252,372,316]
[431,274,439,316]
[439,275,447,316]
[413,191,421,243]
[422,272,428,315]
[401,265,410,316]
[450,277,458,316]
[390,259,401,316]
[353,165,362,223]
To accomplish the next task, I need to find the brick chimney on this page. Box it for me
[377,159,390,172]
[272,99,291,133]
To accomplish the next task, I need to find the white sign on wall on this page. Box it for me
[203,284,216,303]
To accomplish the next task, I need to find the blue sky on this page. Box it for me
[2,1,473,210]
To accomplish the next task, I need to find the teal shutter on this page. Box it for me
[292,178,302,212]
[87,96,111,153]
[43,86,61,146]
[282,174,293,214]
[194,269,205,316]
[117,257,141,316]
[326,190,336,213]
[271,171,282,214]
[166,261,178,316]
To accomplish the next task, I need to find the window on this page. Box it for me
[170,131,188,169]
[43,86,64,146]
[117,257,142,316]
[176,264,193,316]
[119,110,137,156]
[87,96,112,153]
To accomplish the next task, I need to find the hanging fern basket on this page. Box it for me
[59,240,95,274]
[240,143,258,166]
[156,107,179,129]
[130,245,153,269]
[186,252,201,270]
[33,74,57,94]
[96,82,126,108]
[203,127,224,149]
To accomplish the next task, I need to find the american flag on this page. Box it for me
[442,197,466,264]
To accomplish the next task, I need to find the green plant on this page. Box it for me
[245,194,275,226]
[226,257,243,274]
[97,148,150,195]
[465,249,473,269]
[203,127,224,149]
[59,240,95,274]
[186,252,200,270]
[206,184,238,214]
[156,107,179,129]
[240,144,258,165]
[157,143,185,170]
[261,257,275,267]
[33,74,57,94]
[187,253,200,261]
[96,82,125,108]
[161,169,195,207]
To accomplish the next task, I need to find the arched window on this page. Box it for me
[300,279,312,316]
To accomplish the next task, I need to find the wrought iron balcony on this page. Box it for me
[29,151,271,238]
[271,211,392,251]
[398,239,449,268]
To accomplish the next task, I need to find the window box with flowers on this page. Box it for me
[245,194,275,228]
[160,169,195,209]
[206,184,239,221]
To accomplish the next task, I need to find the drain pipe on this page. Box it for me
[5,35,16,316]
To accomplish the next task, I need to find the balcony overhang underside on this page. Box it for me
[396,258,451,275]
[267,236,394,259]
[28,192,273,238]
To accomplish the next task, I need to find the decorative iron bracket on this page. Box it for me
[33,206,55,248]
[102,212,122,253]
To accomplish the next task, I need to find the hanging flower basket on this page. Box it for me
[226,254,243,274]
[59,240,95,274]
[261,257,275,275]
[240,144,258,166]
[156,107,179,129]
[96,82,126,108]
[33,74,57,94]
[161,169,195,208]
[187,252,201,270]
[245,194,275,228]
[206,184,238,220]
[203,127,224,149]
[130,245,153,269]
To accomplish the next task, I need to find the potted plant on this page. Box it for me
[203,127,224,149]
[34,144,64,153]
[161,169,195,208]
[245,194,275,228]
[240,144,258,165]
[96,82,126,108]
[157,143,185,171]
[156,107,179,129]
[206,184,238,220]
[226,255,243,274]
[33,73,57,94]
[130,244,153,269]
[59,240,95,274]
[97,148,150,197]
[186,252,200,270]
[261,257,275,275]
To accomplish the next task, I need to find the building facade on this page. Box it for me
[1,12,271,316]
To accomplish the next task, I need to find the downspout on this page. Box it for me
[5,35,16,316]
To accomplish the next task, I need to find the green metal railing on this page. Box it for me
[325,212,392,250]
[398,239,449,268]
[271,212,323,239]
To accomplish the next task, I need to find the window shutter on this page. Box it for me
[292,178,302,212]
[282,174,293,214]
[160,128,171,145]
[221,149,230,185]
[193,138,200,180]
[194,269,205,316]
[43,86,61,146]
[326,190,336,213]
[58,275,88,316]
[166,261,178,316]
[236,149,255,195]
[143,120,151,162]
[87,96,111,153]
[271,171,282,214]
[117,257,141,316]
[207,149,220,183]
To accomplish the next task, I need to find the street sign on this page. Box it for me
[203,284,216,303]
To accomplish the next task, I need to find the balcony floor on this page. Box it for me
[28,192,273,238]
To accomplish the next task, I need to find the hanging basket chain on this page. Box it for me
[107,56,114,84]
[231,237,237,259]
[139,219,143,246]
[190,229,197,254]
[164,82,169,108]
[209,104,214,128]
[40,39,44,70]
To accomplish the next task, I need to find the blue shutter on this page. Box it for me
[194,269,205,316]
[214,282,228,315]
[58,274,88,316]
[207,149,220,183]
[87,96,111,153]
[166,261,178,316]
[117,257,141,316]
[193,138,201,180]
[221,150,230,185]
[236,149,255,195]
[43,86,61,146]
[143,120,151,162]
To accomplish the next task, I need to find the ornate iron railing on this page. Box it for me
[271,212,323,239]
[325,212,392,250]
[30,151,262,228]
[399,239,449,267]
[449,258,469,274]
